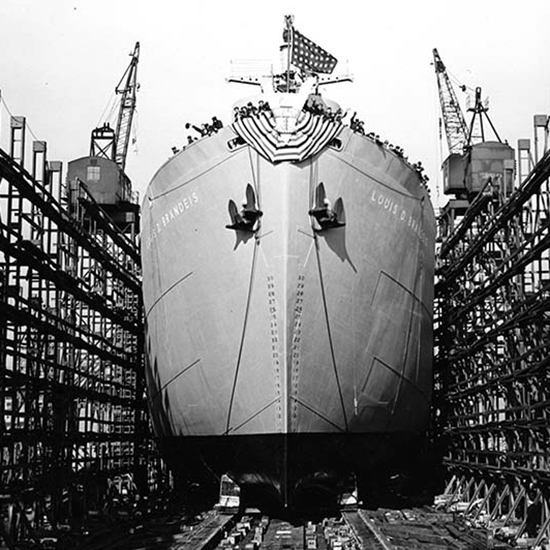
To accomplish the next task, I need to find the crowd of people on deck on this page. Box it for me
[350,112,365,134]
[349,112,430,190]
[186,116,223,140]
[233,101,273,121]
[303,101,345,124]
[232,97,345,124]
[412,161,430,188]
[171,116,223,154]
[168,105,431,190]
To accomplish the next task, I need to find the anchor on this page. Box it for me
[309,182,345,230]
[226,183,263,232]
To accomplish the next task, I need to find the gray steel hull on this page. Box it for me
[141,124,435,508]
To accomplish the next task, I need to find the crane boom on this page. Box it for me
[433,48,468,155]
[114,42,140,172]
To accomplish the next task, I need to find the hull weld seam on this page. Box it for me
[314,234,349,431]
[226,239,260,433]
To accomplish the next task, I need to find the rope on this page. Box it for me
[95,90,118,128]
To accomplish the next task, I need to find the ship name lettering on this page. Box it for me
[160,192,199,229]
[371,190,398,215]
[370,189,428,247]
[143,192,199,249]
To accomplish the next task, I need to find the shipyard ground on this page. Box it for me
[45,497,518,550]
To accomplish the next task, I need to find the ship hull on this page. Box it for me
[142,123,435,509]
[158,431,431,511]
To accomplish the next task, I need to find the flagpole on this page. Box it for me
[285,15,293,93]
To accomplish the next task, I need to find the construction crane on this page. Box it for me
[432,48,468,156]
[465,86,502,145]
[433,51,511,198]
[90,42,140,173]
[114,42,140,172]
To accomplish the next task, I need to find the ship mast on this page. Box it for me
[226,18,350,92]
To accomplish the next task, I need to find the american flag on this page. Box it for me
[291,28,337,74]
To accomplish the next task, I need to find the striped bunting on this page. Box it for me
[232,110,343,163]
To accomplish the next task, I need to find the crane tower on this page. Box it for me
[114,42,140,172]
[67,43,141,233]
[433,48,514,198]
[432,48,468,156]
[89,42,140,173]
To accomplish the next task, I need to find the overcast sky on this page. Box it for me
[1,0,549,207]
